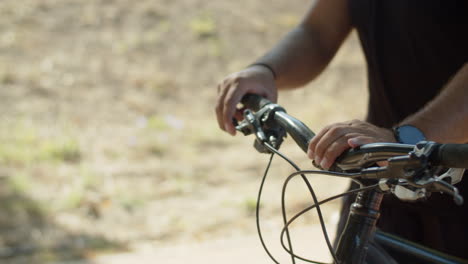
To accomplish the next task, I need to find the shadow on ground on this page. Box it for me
[0,176,126,264]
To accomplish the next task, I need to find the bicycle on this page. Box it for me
[233,94,468,264]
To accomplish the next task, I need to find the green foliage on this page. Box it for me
[118,196,145,213]
[0,121,81,165]
[147,115,169,131]
[8,171,33,193]
[189,13,217,38]
[206,38,223,57]
[42,138,81,163]
[244,198,258,216]
[0,70,16,85]
[146,139,167,156]
[2,173,46,226]
[63,188,85,210]
[59,167,101,210]
[142,115,171,156]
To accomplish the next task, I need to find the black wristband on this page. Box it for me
[249,63,277,80]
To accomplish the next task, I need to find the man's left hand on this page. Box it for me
[307,119,396,169]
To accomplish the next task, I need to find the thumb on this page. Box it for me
[348,137,374,148]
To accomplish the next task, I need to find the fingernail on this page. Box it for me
[224,122,234,135]
[314,155,321,165]
[307,149,313,159]
[320,157,329,169]
[348,138,359,147]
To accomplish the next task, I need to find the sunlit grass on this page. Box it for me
[59,166,102,210]
[7,171,33,193]
[244,197,258,216]
[0,121,81,166]
[189,13,217,38]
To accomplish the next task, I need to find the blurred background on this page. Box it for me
[0,0,368,263]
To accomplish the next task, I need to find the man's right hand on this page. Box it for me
[215,65,277,135]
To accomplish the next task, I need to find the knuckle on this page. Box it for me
[344,132,359,139]
[325,142,340,156]
[230,75,242,84]
[221,78,231,87]
[314,142,327,157]
[222,76,232,85]
[324,141,348,160]
[223,100,235,116]
[323,123,334,131]
[308,139,317,150]
[228,94,245,107]
[225,95,238,108]
[215,101,222,114]
[328,126,343,137]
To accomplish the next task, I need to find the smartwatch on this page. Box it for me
[393,125,426,144]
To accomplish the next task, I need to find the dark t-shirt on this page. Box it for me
[342,0,468,258]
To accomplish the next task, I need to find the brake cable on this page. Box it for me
[263,142,340,264]
[241,106,340,263]
[255,153,282,264]
[280,179,380,263]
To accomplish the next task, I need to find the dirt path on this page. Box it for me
[0,1,366,263]
[93,225,336,264]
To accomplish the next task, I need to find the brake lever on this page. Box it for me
[244,109,267,143]
[236,109,276,154]
[408,177,464,205]
[235,104,287,153]
[432,179,464,205]
[437,168,465,185]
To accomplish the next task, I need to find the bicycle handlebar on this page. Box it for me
[431,143,468,169]
[241,93,274,111]
[273,111,315,153]
[241,94,412,170]
[242,94,315,153]
[240,94,468,171]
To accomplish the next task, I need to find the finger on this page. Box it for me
[215,82,230,132]
[223,83,246,135]
[308,124,334,159]
[377,160,389,167]
[313,125,350,164]
[320,135,354,169]
[348,136,376,148]
[234,106,245,121]
[349,136,389,167]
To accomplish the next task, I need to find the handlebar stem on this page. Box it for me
[335,190,384,264]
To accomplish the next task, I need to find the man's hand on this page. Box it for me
[307,120,396,169]
[215,65,277,135]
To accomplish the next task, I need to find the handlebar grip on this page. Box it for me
[241,94,273,111]
[431,143,468,169]
[274,111,315,153]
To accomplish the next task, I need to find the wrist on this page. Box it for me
[383,127,398,143]
[248,63,277,80]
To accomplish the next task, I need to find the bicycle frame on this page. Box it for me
[335,189,383,263]
[335,189,468,264]
[374,231,468,264]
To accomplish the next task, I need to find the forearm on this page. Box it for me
[253,0,351,90]
[403,63,468,143]
[255,26,338,89]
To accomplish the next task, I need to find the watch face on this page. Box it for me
[397,125,426,144]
